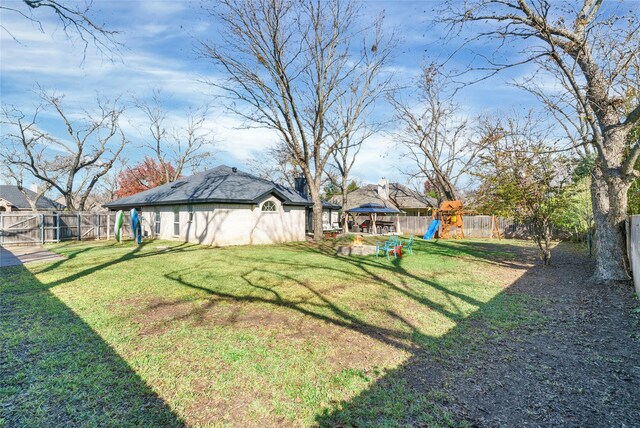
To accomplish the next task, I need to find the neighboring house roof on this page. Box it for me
[104,165,340,209]
[331,183,436,211]
[0,185,65,210]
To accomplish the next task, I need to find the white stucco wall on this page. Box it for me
[139,196,306,246]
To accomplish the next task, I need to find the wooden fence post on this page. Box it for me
[41,214,45,244]
[107,213,110,240]
[56,212,60,243]
[97,215,101,240]
[77,213,81,240]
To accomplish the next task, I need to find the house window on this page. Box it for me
[188,205,194,222]
[261,200,277,212]
[154,209,161,234]
[173,208,180,236]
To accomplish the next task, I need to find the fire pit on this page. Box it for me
[335,235,377,256]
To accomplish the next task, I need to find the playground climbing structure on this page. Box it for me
[424,200,465,239]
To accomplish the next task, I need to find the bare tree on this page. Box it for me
[327,107,379,229]
[328,133,364,230]
[1,0,121,61]
[201,0,393,240]
[90,157,126,208]
[441,0,640,281]
[135,90,216,182]
[389,65,489,203]
[1,91,126,211]
[247,142,300,188]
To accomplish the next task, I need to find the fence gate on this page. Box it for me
[0,212,114,246]
[0,214,41,245]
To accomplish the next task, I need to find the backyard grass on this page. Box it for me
[1,237,543,427]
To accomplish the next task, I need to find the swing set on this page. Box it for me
[425,200,502,240]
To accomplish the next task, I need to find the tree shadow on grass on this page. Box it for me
[0,265,184,427]
[145,240,537,426]
[314,243,639,427]
[153,240,637,426]
[160,237,521,344]
[311,284,528,427]
[329,237,539,268]
[32,240,201,288]
[152,239,533,356]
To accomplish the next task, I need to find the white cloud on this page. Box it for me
[210,115,280,160]
[1,0,552,189]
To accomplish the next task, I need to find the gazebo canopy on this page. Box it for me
[346,203,401,214]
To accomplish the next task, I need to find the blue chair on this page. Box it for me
[376,239,396,261]
[403,235,414,255]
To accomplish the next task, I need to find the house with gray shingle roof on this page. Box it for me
[0,185,65,212]
[104,165,340,246]
[331,180,436,217]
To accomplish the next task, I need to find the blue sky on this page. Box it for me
[0,0,543,189]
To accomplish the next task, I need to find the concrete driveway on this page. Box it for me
[0,246,65,268]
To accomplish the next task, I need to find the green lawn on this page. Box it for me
[1,237,541,427]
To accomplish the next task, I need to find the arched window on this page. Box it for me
[261,200,277,212]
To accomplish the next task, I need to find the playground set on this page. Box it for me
[423,200,464,239]
[422,200,501,240]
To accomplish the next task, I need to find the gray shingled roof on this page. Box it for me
[0,185,65,210]
[330,183,436,211]
[104,165,340,209]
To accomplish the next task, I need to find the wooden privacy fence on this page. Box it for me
[0,211,131,246]
[398,215,539,239]
[627,215,640,297]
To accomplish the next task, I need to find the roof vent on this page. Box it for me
[170,181,187,189]
[232,167,238,173]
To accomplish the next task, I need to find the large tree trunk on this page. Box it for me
[65,194,76,211]
[341,185,349,231]
[433,172,459,202]
[307,181,324,242]
[591,166,631,282]
[312,199,324,242]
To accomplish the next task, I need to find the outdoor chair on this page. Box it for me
[376,236,402,261]
[403,235,414,255]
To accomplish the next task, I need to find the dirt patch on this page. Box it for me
[184,382,290,428]
[411,244,640,427]
[324,327,405,372]
[125,294,403,374]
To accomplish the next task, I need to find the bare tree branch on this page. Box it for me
[134,90,216,182]
[389,65,491,203]
[1,91,127,210]
[439,0,639,280]
[1,0,122,62]
[201,0,394,240]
